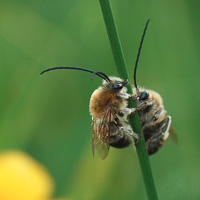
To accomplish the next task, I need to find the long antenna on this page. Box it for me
[90,71,111,82]
[40,66,111,82]
[134,19,150,90]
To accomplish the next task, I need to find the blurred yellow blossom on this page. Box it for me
[0,150,55,200]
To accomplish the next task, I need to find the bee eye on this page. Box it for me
[139,91,149,100]
[113,83,122,89]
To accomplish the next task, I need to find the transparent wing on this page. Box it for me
[92,119,109,160]
[169,124,178,144]
[92,105,116,159]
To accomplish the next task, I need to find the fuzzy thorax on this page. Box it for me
[89,76,128,118]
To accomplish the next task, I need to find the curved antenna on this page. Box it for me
[91,71,111,82]
[134,19,150,90]
[40,66,110,82]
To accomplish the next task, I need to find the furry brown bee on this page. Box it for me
[90,75,138,159]
[132,87,177,155]
[131,19,177,155]
[41,67,138,159]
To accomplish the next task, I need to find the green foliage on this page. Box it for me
[99,0,157,199]
[0,0,200,199]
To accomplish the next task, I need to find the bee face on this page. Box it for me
[134,87,151,103]
[138,90,149,100]
[102,76,129,91]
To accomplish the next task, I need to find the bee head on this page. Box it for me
[102,77,128,91]
[133,86,150,101]
[138,90,149,100]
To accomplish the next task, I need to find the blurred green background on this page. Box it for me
[0,0,200,199]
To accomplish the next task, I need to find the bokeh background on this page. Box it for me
[0,0,200,199]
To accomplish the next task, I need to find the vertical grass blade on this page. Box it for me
[99,0,159,199]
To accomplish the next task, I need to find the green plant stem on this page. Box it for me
[99,0,158,199]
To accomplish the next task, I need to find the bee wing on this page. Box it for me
[169,124,178,144]
[92,119,109,160]
[92,106,115,160]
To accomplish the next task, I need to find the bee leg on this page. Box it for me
[118,108,137,117]
[114,115,139,141]
[110,126,137,148]
[129,99,155,122]
[117,92,133,99]
[118,108,139,141]
[145,117,171,155]
[120,126,138,140]
[130,131,139,141]
[136,99,155,111]
[139,108,163,137]
[146,108,163,124]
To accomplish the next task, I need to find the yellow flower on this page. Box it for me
[0,150,54,200]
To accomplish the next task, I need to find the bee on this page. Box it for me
[131,19,177,155]
[41,67,138,159]
[132,86,177,155]
[90,74,139,159]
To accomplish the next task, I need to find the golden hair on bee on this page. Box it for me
[132,19,177,155]
[41,67,138,159]
[89,76,139,159]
